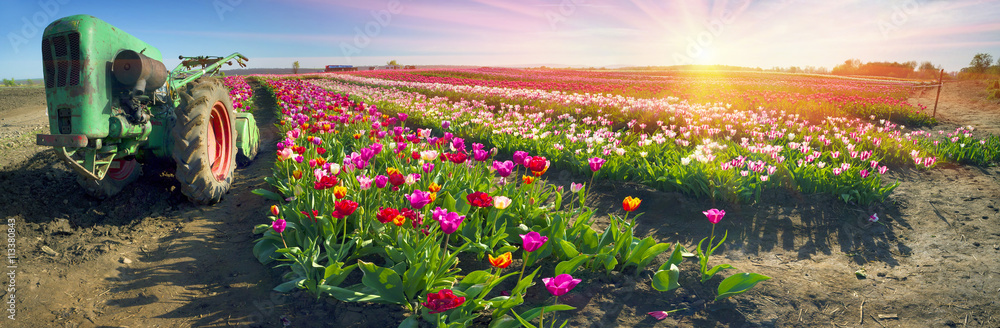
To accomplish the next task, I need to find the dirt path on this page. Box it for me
[0,81,998,327]
[909,80,1000,135]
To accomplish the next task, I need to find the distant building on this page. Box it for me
[325,65,358,72]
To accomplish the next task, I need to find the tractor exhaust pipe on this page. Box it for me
[112,49,168,95]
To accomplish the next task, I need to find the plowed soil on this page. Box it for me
[1,80,998,328]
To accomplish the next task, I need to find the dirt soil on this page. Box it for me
[1,81,999,328]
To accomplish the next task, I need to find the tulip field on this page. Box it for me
[230,69,1000,327]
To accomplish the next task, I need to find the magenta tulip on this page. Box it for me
[407,189,432,209]
[542,274,581,296]
[648,311,669,320]
[519,231,548,252]
[272,218,286,234]
[703,208,725,224]
[437,211,465,234]
[588,157,606,172]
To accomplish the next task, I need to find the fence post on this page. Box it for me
[932,69,943,118]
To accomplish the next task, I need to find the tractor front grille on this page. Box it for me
[42,32,82,88]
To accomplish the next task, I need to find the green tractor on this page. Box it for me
[35,15,260,204]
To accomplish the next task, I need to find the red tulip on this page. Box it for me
[422,289,465,314]
[466,191,493,208]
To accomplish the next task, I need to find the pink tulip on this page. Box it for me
[407,189,432,209]
[588,157,606,172]
[277,148,294,161]
[437,211,465,234]
[703,208,725,224]
[542,274,581,296]
[647,311,669,320]
[519,231,548,252]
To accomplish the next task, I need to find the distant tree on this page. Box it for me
[970,53,993,73]
[293,61,300,74]
[832,59,861,75]
[387,60,398,67]
[26,79,34,86]
[2,78,15,87]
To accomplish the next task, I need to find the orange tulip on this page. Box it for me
[392,214,407,227]
[488,252,512,269]
[623,196,641,212]
[292,170,303,180]
[522,175,535,185]
[333,186,347,199]
[428,182,442,193]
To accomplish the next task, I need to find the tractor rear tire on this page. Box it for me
[172,78,236,204]
[77,158,142,199]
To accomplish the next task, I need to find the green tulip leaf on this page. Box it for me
[715,272,771,301]
[358,260,407,305]
[555,254,591,276]
[652,264,680,292]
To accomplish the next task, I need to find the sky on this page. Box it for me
[2,0,1000,79]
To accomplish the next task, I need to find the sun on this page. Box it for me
[691,48,716,65]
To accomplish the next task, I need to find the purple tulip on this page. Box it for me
[374,175,389,188]
[473,149,488,161]
[350,152,369,170]
[422,162,435,173]
[513,151,528,167]
[442,121,451,129]
[360,147,376,161]
[520,231,548,252]
[492,160,514,177]
[432,206,448,222]
[272,218,286,234]
[542,274,581,296]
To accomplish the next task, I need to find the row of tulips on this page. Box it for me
[252,77,769,327]
[328,72,1000,166]
[320,73,1000,200]
[338,68,936,127]
[223,75,254,113]
[312,77,926,204]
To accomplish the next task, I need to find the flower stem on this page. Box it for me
[516,255,528,287]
